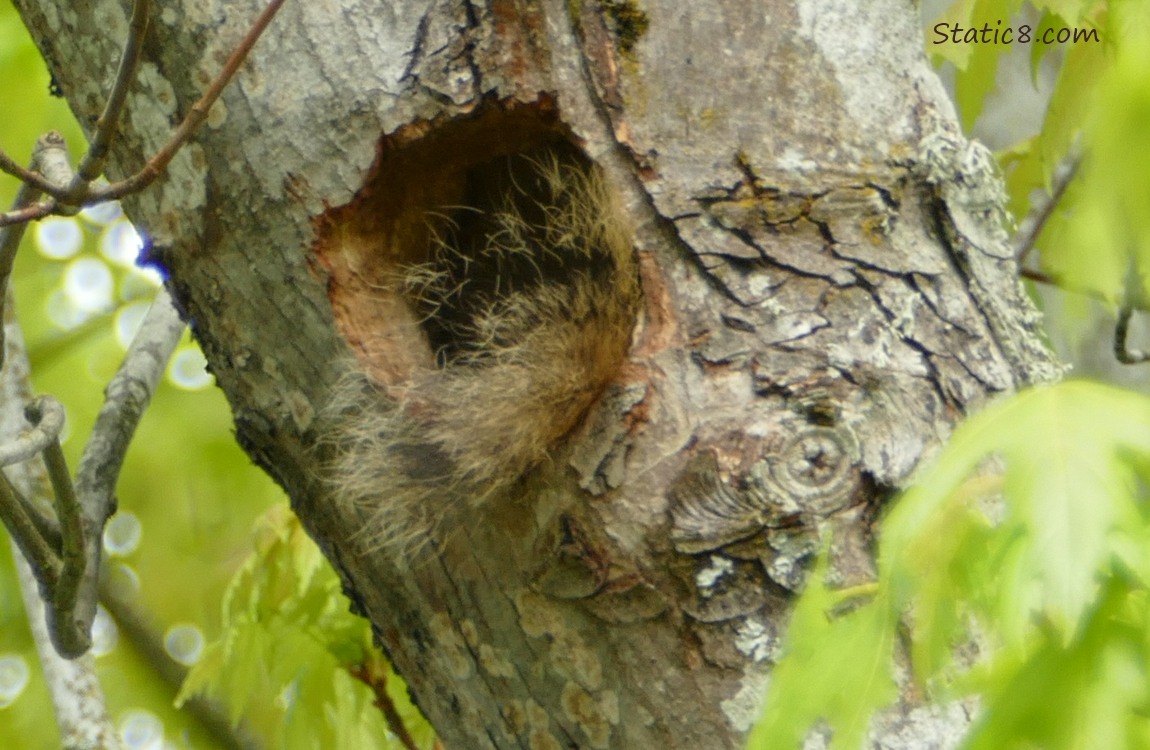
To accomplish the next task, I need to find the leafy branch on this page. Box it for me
[750,381,1150,749]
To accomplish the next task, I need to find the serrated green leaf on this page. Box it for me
[747,552,898,749]
[886,382,1150,643]
[953,38,1006,131]
[174,639,225,709]
[902,477,1004,683]
[963,579,1150,750]
[177,506,433,747]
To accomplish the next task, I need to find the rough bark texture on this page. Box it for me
[14,1,1058,748]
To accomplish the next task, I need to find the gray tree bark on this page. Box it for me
[13,1,1058,748]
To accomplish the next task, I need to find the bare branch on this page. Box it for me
[0,474,61,590]
[61,288,184,656]
[0,135,65,289]
[349,662,423,750]
[1,303,119,746]
[77,288,184,502]
[0,0,285,221]
[10,545,121,750]
[74,0,150,185]
[1014,150,1081,266]
[0,133,77,367]
[96,0,288,202]
[0,199,57,227]
[22,397,91,657]
[0,396,64,466]
[1115,306,1150,365]
[0,149,60,195]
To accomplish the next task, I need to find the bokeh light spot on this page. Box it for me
[104,512,142,557]
[63,257,114,313]
[101,220,143,267]
[0,655,30,708]
[35,217,82,259]
[168,346,213,391]
[164,624,205,667]
[119,709,164,750]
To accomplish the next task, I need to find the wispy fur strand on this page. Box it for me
[321,148,640,555]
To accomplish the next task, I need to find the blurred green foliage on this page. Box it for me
[177,506,435,750]
[752,382,1150,748]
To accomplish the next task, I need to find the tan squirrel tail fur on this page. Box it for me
[321,145,641,555]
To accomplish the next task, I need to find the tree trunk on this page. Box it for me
[14,1,1057,748]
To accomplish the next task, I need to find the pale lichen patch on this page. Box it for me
[429,612,473,679]
[696,555,734,590]
[92,2,128,42]
[459,619,480,649]
[720,672,771,733]
[501,700,527,734]
[550,629,603,690]
[159,144,208,213]
[286,389,314,432]
[43,3,61,33]
[479,643,516,679]
[560,682,616,749]
[515,590,560,638]
[733,617,776,663]
[135,63,178,118]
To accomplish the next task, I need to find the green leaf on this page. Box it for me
[962,579,1150,750]
[177,506,432,747]
[747,552,898,749]
[1031,1,1150,305]
[1031,0,1101,22]
[885,381,1150,644]
[953,36,1006,132]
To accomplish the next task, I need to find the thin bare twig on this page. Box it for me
[1021,266,1150,366]
[0,134,70,300]
[0,474,61,590]
[0,147,69,599]
[96,0,287,202]
[74,0,150,185]
[0,396,64,466]
[12,476,61,550]
[349,662,423,750]
[62,287,185,657]
[1014,150,1081,266]
[26,398,91,656]
[0,199,57,227]
[0,150,60,195]
[2,298,120,747]
[0,134,75,364]
[0,0,286,223]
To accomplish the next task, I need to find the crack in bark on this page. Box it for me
[400,12,433,83]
